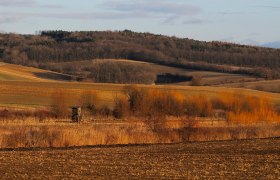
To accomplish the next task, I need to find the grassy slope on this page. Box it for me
[0,63,279,108]
[0,63,72,82]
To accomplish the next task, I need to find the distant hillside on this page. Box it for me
[0,30,280,79]
[262,41,280,49]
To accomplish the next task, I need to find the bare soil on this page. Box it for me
[0,138,279,179]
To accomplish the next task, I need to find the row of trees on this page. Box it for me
[85,60,156,84]
[1,30,280,79]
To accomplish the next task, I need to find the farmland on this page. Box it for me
[0,138,279,179]
[1,63,280,149]
[1,8,280,179]
[0,57,279,180]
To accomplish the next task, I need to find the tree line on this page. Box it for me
[0,30,280,79]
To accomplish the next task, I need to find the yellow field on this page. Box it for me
[0,63,71,82]
[0,63,279,108]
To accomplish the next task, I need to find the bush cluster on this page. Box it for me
[212,93,280,124]
[113,86,280,125]
[113,85,214,119]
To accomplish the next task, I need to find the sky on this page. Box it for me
[0,0,280,46]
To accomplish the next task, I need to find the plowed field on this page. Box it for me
[1,138,279,179]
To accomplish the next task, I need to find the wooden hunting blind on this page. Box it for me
[72,107,82,123]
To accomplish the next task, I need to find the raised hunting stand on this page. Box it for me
[72,107,82,123]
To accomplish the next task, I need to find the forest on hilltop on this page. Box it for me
[0,30,280,79]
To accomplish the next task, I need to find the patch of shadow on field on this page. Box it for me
[33,72,75,81]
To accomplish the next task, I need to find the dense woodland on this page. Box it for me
[0,30,280,79]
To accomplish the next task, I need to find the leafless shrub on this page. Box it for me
[0,109,54,121]
[184,95,213,117]
[80,90,99,115]
[123,85,145,114]
[98,105,112,117]
[178,117,198,141]
[113,94,130,119]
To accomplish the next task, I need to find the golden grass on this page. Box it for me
[0,63,59,82]
[0,123,158,148]
[212,92,280,125]
[1,80,280,108]
[0,104,279,149]
[0,119,279,149]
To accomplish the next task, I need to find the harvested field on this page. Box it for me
[0,138,279,179]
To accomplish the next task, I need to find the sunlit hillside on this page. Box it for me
[0,63,73,82]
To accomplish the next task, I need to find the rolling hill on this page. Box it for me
[1,30,280,80]
[0,63,279,108]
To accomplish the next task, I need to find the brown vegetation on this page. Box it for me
[121,85,184,120]
[2,85,279,126]
[1,30,280,80]
[47,85,280,126]
[184,95,213,117]
[79,90,99,115]
[212,93,280,124]
[113,94,130,119]
[0,122,280,149]
[0,109,54,121]
[85,60,156,84]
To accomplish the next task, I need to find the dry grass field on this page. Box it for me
[0,63,72,82]
[0,138,279,179]
[0,63,280,178]
[1,63,280,142]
